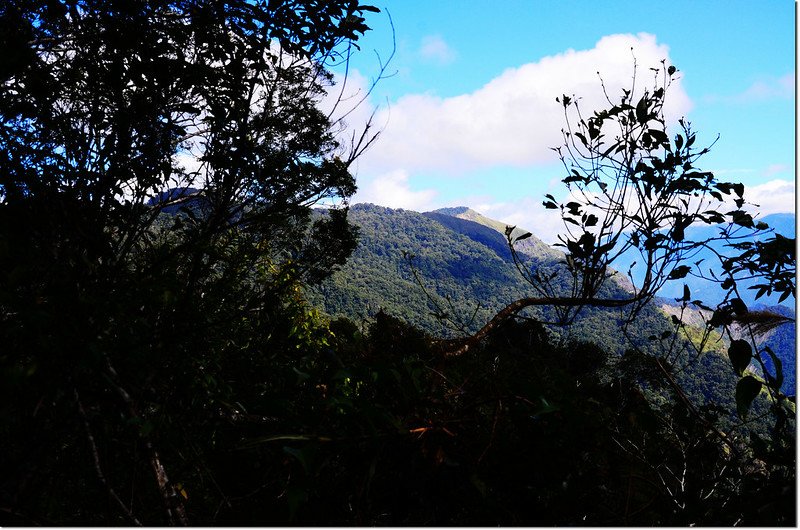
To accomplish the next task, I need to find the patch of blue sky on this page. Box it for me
[334,0,794,241]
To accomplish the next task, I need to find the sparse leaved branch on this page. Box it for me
[447,60,795,423]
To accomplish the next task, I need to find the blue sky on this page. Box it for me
[331,0,795,242]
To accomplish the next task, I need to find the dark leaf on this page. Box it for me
[730,298,748,316]
[691,300,713,311]
[735,376,762,419]
[709,307,733,327]
[729,210,754,228]
[635,96,648,124]
[728,340,752,377]
[671,223,684,242]
[763,346,784,392]
[563,175,584,184]
[668,265,691,280]
[648,128,668,145]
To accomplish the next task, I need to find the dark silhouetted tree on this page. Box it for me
[0,0,381,524]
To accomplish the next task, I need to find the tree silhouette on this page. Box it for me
[0,0,381,524]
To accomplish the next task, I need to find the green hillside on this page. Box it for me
[308,204,669,354]
[431,206,562,262]
[312,206,721,374]
[306,203,537,338]
[308,204,787,431]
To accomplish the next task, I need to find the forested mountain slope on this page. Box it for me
[309,204,701,357]
[427,206,561,262]
[307,203,534,337]
[308,203,795,403]
[307,203,665,353]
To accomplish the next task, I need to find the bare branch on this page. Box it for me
[74,389,143,526]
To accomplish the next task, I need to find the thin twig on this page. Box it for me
[74,388,143,526]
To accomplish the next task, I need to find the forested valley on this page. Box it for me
[0,1,795,526]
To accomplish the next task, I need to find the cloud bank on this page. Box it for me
[705,72,795,104]
[745,179,796,216]
[358,33,692,176]
[356,170,438,211]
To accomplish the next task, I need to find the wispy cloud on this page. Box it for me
[764,163,791,177]
[419,35,456,65]
[711,163,792,180]
[704,72,794,104]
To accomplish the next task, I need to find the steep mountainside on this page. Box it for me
[660,301,796,396]
[309,204,683,355]
[307,204,541,338]
[308,203,795,402]
[430,206,561,262]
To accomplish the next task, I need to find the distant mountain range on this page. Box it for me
[308,204,665,351]
[306,203,795,395]
[614,212,795,309]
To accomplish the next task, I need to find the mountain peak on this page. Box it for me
[427,205,561,262]
[430,206,517,234]
[432,206,471,216]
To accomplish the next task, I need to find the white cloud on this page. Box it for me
[470,178,796,245]
[744,179,795,215]
[358,33,691,176]
[318,68,385,160]
[705,72,795,104]
[419,35,456,65]
[355,170,439,211]
[473,198,565,244]
[764,163,791,177]
[734,73,794,102]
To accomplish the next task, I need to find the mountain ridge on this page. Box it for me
[309,203,794,396]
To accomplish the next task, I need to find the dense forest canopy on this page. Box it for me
[0,1,795,526]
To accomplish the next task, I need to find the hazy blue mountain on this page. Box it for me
[615,213,795,308]
[756,303,796,395]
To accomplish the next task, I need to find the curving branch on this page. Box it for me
[442,294,640,357]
